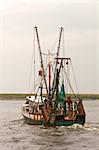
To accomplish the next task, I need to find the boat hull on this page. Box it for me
[22,112,85,126]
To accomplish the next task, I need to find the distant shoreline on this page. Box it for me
[0,93,99,100]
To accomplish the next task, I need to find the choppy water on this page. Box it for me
[0,99,99,150]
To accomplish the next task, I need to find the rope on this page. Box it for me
[28,27,35,93]
[70,61,80,95]
[34,63,48,97]
[63,67,76,98]
[33,28,36,93]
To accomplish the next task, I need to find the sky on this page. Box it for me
[0,0,99,94]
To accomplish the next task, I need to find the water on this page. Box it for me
[0,99,99,150]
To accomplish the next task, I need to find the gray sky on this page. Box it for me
[0,0,99,94]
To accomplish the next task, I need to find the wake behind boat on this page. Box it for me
[22,27,86,126]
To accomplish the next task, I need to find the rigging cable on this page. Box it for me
[70,61,80,95]
[33,27,36,93]
[34,63,48,98]
[67,59,71,93]
[63,66,76,98]
[62,28,65,81]
[28,27,35,93]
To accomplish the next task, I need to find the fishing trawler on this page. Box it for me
[22,27,86,126]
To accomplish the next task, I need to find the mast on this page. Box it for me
[51,27,63,99]
[56,27,63,61]
[34,27,49,95]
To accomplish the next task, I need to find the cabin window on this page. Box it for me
[25,101,29,104]
[26,108,29,112]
